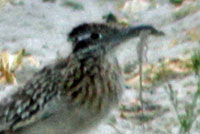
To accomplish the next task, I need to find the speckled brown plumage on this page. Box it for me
[0,23,164,134]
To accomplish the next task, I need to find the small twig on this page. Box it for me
[109,124,122,134]
[165,83,182,122]
[137,31,150,113]
[165,79,200,134]
[136,30,151,134]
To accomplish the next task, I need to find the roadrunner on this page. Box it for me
[0,23,164,134]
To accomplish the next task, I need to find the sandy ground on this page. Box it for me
[0,0,200,134]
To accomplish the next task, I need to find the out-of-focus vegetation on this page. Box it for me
[191,50,200,75]
[0,49,39,84]
[173,2,200,20]
[185,25,200,42]
[0,49,26,84]
[61,1,84,10]
[42,0,56,3]
[170,0,183,5]
[165,49,200,133]
[0,0,8,9]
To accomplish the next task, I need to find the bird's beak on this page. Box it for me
[120,25,165,39]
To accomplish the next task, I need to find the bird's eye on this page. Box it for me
[90,33,102,40]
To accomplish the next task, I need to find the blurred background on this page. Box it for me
[0,0,200,134]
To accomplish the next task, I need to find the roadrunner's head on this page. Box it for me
[68,23,164,59]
